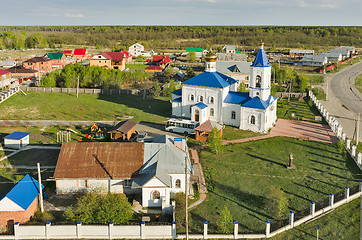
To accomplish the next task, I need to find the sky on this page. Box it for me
[1,0,361,26]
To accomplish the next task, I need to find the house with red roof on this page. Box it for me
[90,52,126,70]
[0,69,12,90]
[62,50,73,56]
[121,50,133,62]
[145,65,163,73]
[152,55,171,67]
[73,48,88,61]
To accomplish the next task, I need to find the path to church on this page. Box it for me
[190,119,338,202]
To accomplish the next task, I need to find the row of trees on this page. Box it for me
[40,64,152,89]
[1,26,361,51]
[0,31,47,50]
[272,64,309,93]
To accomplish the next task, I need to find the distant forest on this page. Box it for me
[0,26,362,51]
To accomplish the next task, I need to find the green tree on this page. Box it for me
[64,192,133,224]
[187,51,196,62]
[186,67,195,78]
[297,74,309,92]
[216,205,233,233]
[208,127,223,154]
[175,192,186,230]
[264,186,288,219]
[150,81,162,97]
[238,82,247,92]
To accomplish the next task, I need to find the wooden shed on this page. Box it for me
[108,120,137,141]
[194,120,223,142]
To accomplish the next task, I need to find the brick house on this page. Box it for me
[45,53,67,69]
[22,57,52,77]
[0,174,43,228]
[90,52,126,70]
[7,68,38,80]
[73,48,88,60]
[121,50,133,62]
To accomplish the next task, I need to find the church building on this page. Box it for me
[171,43,277,133]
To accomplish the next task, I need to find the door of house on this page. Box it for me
[20,139,22,148]
[195,110,199,122]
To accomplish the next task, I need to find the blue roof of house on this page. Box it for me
[195,102,208,109]
[241,95,277,109]
[172,97,182,102]
[224,91,251,105]
[251,48,271,67]
[182,72,237,88]
[3,132,30,140]
[172,89,182,96]
[1,174,43,210]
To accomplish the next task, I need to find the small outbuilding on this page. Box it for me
[194,120,223,142]
[3,132,30,149]
[108,120,137,141]
[0,174,43,228]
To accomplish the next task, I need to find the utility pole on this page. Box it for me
[143,77,146,100]
[185,155,189,240]
[76,75,79,98]
[37,163,44,212]
[324,65,328,101]
[357,113,360,146]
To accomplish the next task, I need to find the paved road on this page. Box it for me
[321,61,362,140]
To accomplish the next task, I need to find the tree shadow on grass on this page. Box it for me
[246,153,286,168]
[309,159,346,171]
[293,181,329,195]
[307,176,342,189]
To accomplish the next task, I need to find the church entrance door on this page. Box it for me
[195,110,199,122]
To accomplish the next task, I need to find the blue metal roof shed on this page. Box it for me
[3,132,30,140]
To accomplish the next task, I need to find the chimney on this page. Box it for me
[174,138,183,150]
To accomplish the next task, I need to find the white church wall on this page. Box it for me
[142,187,169,208]
[222,104,242,127]
[172,102,182,117]
[240,108,266,133]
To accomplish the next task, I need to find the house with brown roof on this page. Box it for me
[195,120,223,142]
[53,135,191,210]
[90,52,126,70]
[7,68,38,80]
[108,120,137,141]
[22,57,52,76]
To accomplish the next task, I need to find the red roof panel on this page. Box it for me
[0,69,11,76]
[74,48,87,56]
[101,52,125,61]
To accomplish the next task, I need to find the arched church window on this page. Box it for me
[152,190,160,199]
[189,94,194,101]
[209,97,214,104]
[210,108,214,117]
[256,75,261,88]
[231,111,236,120]
[250,115,256,125]
[199,96,203,102]
[175,179,181,188]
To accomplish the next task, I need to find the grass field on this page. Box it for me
[222,126,264,140]
[189,137,360,234]
[271,197,359,240]
[277,97,324,124]
[308,75,324,85]
[125,64,149,70]
[0,92,171,124]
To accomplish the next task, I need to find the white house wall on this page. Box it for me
[172,102,182,117]
[222,103,242,127]
[0,197,24,211]
[4,136,29,149]
[56,179,125,194]
[240,108,265,133]
[142,187,169,208]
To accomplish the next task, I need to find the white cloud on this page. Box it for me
[319,3,337,8]
[65,13,85,18]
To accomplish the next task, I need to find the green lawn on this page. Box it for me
[126,64,149,70]
[277,97,324,123]
[355,74,362,86]
[308,75,324,85]
[222,126,264,140]
[271,198,359,240]
[189,137,360,234]
[0,92,171,124]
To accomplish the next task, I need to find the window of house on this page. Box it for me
[246,76,249,80]
[256,75,261,88]
[231,111,236,119]
[209,97,214,104]
[175,179,181,188]
[152,190,160,199]
[189,94,194,101]
[210,108,214,117]
[124,179,133,187]
[99,60,101,63]
[199,96,203,102]
[250,115,256,125]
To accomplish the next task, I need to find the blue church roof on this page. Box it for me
[172,89,182,96]
[182,72,237,88]
[241,95,277,109]
[251,48,271,67]
[194,102,208,109]
[224,91,251,105]
[1,174,43,210]
[4,132,30,140]
[172,97,182,102]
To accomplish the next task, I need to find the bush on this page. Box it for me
[264,186,288,219]
[31,207,54,223]
[337,139,346,154]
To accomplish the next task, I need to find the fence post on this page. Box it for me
[234,221,238,239]
[360,181,362,192]
[265,220,270,238]
[140,221,145,239]
[337,125,343,138]
[289,211,294,228]
[203,221,208,239]
[109,222,113,240]
[342,133,346,143]
[310,202,315,217]
[14,222,19,240]
[358,153,362,165]
[345,187,350,201]
[46,221,51,239]
[346,139,351,150]
[172,221,177,239]
[351,146,357,158]
[76,221,82,239]
[329,194,334,208]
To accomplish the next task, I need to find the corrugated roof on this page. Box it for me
[224,91,251,105]
[74,48,87,56]
[182,71,237,88]
[101,52,125,61]
[171,97,182,102]
[216,62,251,74]
[45,52,64,60]
[7,68,38,74]
[108,120,137,134]
[186,48,203,52]
[53,142,144,179]
[172,89,182,96]
[0,69,10,76]
[24,57,51,63]
[4,132,30,140]
[0,174,43,211]
[251,48,271,67]
[194,102,208,109]
[145,65,163,71]
[195,120,223,132]
[241,95,277,109]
